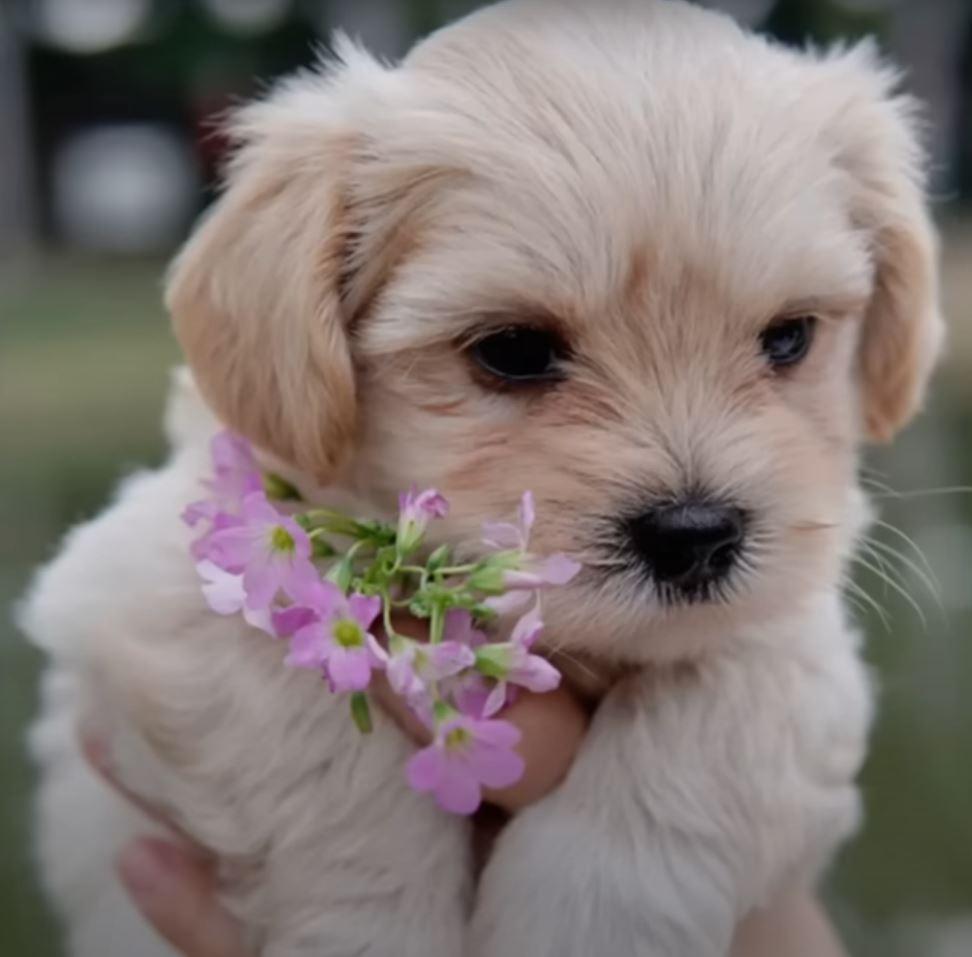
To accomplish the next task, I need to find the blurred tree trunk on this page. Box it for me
[327,0,411,58]
[0,12,35,257]
[888,0,967,198]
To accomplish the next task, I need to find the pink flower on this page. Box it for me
[405,715,524,814]
[184,433,264,561]
[195,560,273,635]
[481,492,581,599]
[387,639,475,706]
[475,603,561,717]
[207,432,263,507]
[282,581,387,692]
[482,490,535,551]
[434,610,495,718]
[205,492,317,610]
[186,509,242,564]
[397,488,449,553]
[502,554,581,590]
[184,433,262,522]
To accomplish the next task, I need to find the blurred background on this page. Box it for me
[1,1,971,954]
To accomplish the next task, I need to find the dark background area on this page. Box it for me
[2,2,972,955]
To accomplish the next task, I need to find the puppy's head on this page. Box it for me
[167,1,943,662]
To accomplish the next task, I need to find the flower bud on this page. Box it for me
[397,489,449,556]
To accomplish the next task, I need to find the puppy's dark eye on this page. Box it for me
[470,327,566,384]
[760,316,817,369]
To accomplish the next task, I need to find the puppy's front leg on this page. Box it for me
[471,622,870,957]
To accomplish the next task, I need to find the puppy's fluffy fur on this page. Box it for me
[22,2,943,955]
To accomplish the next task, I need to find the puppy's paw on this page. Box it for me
[469,797,733,957]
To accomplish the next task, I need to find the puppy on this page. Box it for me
[22,1,943,955]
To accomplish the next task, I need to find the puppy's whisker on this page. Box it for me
[857,539,901,596]
[850,552,927,630]
[859,472,897,497]
[869,485,972,501]
[842,577,892,633]
[861,535,943,610]
[541,643,601,680]
[790,520,839,532]
[870,518,938,582]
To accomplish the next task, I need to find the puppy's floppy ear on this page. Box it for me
[820,42,944,443]
[166,43,388,478]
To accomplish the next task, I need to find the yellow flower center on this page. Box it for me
[444,727,471,752]
[270,525,295,553]
[333,619,364,649]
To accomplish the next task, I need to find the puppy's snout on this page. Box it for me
[627,501,746,593]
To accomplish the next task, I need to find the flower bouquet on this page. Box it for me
[184,433,580,814]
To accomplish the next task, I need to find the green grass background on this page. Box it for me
[2,245,971,956]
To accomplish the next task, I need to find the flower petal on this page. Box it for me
[281,557,323,603]
[206,524,259,571]
[482,680,508,718]
[183,501,218,527]
[509,654,561,693]
[482,590,533,616]
[511,602,545,648]
[243,553,281,611]
[473,718,523,751]
[433,761,484,815]
[272,605,317,637]
[366,633,389,667]
[416,489,449,519]
[211,431,257,474]
[240,491,280,524]
[518,491,535,537]
[504,554,581,590]
[428,641,476,679]
[349,593,382,629]
[388,651,422,698]
[405,745,445,794]
[243,605,275,636]
[197,561,247,616]
[285,623,328,670]
[481,522,523,551]
[327,647,373,692]
[469,738,525,791]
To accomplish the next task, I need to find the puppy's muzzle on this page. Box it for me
[626,500,747,597]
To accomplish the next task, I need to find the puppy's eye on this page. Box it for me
[469,327,567,384]
[760,316,817,369]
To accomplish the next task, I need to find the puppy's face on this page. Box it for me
[168,1,943,662]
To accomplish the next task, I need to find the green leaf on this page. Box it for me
[350,693,373,734]
[312,537,337,559]
[475,645,512,680]
[427,544,453,572]
[326,555,354,592]
[263,472,303,502]
[409,595,432,618]
[432,699,455,723]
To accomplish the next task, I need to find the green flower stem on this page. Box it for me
[350,692,373,734]
[382,588,404,647]
[399,565,431,577]
[429,601,445,646]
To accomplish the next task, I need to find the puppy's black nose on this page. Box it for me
[627,501,746,591]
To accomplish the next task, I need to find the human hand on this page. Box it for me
[79,625,590,956]
[81,616,845,957]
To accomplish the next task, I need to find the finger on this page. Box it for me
[483,685,589,813]
[117,838,249,957]
[79,728,202,851]
[374,616,590,811]
[369,673,432,745]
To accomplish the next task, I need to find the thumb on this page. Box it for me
[117,838,249,957]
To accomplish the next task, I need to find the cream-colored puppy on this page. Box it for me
[22,2,943,955]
